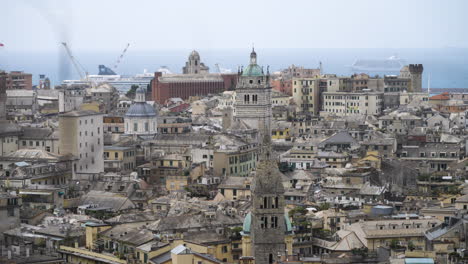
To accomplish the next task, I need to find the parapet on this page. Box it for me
[409,64,424,74]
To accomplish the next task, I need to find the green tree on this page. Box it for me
[126,85,139,99]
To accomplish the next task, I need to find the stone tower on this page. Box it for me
[182,50,209,74]
[0,71,7,120]
[250,135,287,264]
[235,49,272,142]
[408,64,423,92]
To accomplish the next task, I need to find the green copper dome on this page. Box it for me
[241,212,293,235]
[242,64,263,77]
[241,48,264,77]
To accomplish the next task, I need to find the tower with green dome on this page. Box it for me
[235,48,272,143]
[238,50,294,262]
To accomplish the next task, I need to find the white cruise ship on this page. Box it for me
[62,65,172,92]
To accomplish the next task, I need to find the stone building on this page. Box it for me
[235,49,272,142]
[0,71,7,120]
[0,192,21,240]
[124,87,158,136]
[182,50,210,74]
[241,139,293,263]
[59,110,104,180]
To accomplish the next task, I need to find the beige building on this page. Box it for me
[59,110,104,180]
[322,91,383,117]
[217,176,252,200]
[345,217,441,251]
[292,77,321,115]
[213,144,257,177]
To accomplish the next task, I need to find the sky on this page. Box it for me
[1,0,467,52]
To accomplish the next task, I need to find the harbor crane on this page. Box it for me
[113,43,130,70]
[61,42,89,81]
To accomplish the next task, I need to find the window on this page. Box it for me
[260,216,268,229]
[145,122,149,131]
[134,123,138,131]
[222,245,228,253]
[271,216,278,228]
[114,153,118,159]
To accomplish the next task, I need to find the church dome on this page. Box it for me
[242,48,264,77]
[190,50,200,58]
[241,212,293,235]
[242,64,263,77]
[125,103,157,117]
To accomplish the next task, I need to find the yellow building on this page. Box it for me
[292,77,321,115]
[357,151,382,169]
[103,146,136,172]
[166,175,189,192]
[80,101,103,113]
[271,121,291,140]
[213,144,257,177]
[61,222,228,264]
[218,177,252,200]
[85,223,112,250]
[156,154,191,170]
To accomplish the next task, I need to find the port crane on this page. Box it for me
[113,43,130,71]
[61,42,89,81]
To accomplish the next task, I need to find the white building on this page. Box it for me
[59,110,104,180]
[322,91,383,117]
[58,88,84,113]
[124,87,158,136]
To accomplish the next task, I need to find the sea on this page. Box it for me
[1,48,467,92]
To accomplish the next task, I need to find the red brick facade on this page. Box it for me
[152,72,238,104]
[271,79,292,95]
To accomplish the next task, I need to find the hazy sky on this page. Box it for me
[1,0,467,52]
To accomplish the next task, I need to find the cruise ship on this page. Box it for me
[62,65,172,92]
[350,55,406,72]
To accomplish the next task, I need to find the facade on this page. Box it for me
[0,71,7,120]
[3,71,33,90]
[182,50,210,74]
[152,51,237,104]
[292,77,321,115]
[241,143,293,263]
[103,146,136,172]
[19,127,59,154]
[59,110,104,179]
[124,87,158,136]
[322,91,383,117]
[235,49,272,141]
[213,143,258,177]
[58,86,85,113]
[408,64,424,92]
[152,72,238,104]
[0,193,21,240]
[86,83,119,114]
[103,116,124,134]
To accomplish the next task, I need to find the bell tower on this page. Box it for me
[235,49,272,143]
